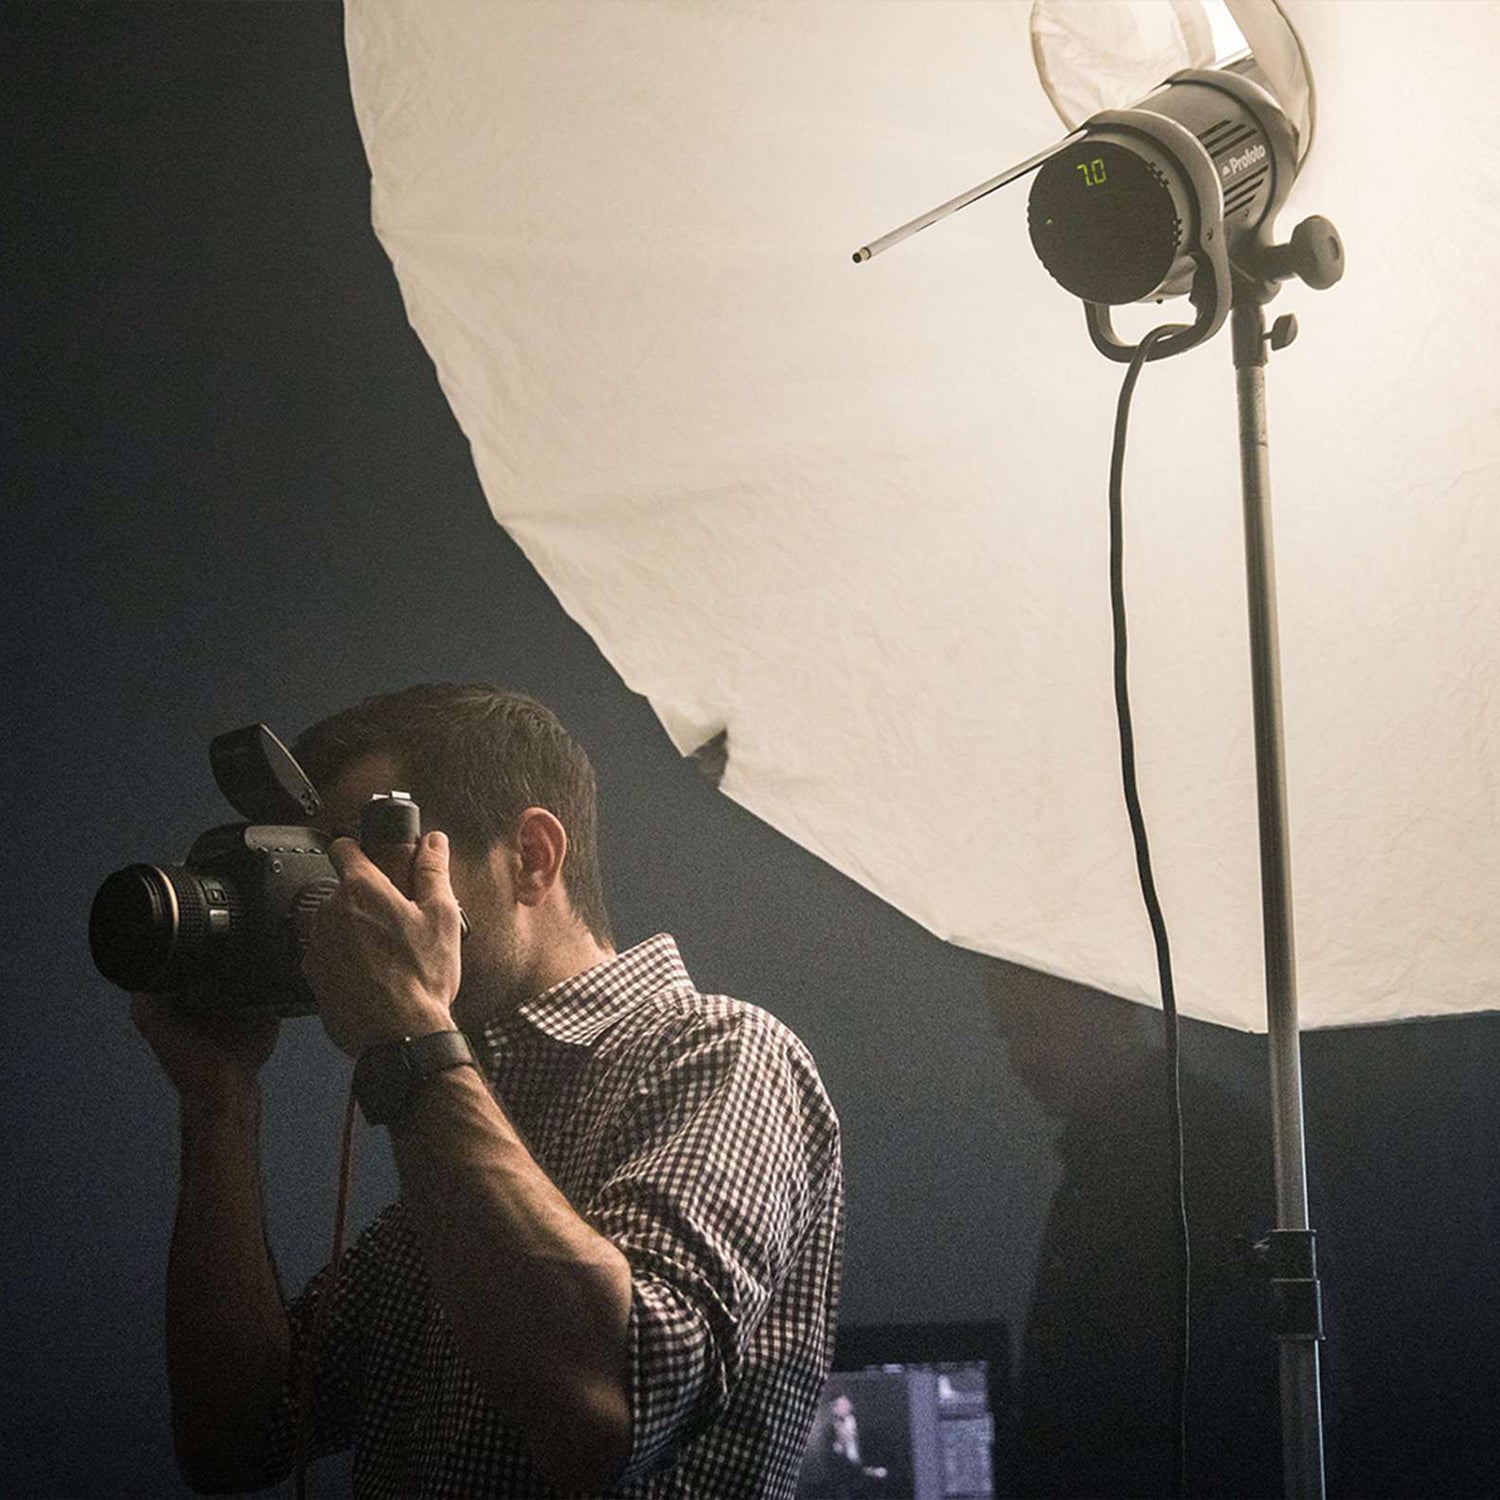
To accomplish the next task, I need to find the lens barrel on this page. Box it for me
[89,863,244,991]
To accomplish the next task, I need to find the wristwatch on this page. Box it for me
[352,1029,478,1127]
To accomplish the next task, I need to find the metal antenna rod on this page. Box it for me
[852,129,1086,263]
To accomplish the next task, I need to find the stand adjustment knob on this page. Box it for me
[1263,215,1345,291]
[1269,314,1299,352]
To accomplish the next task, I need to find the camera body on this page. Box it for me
[96,823,340,1016]
[90,723,419,1018]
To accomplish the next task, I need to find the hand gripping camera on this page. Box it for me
[89,724,422,1017]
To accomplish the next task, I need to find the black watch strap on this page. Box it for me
[352,1029,477,1127]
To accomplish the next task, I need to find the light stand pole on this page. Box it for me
[1231,271,1335,1500]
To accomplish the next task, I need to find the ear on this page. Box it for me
[510,806,568,906]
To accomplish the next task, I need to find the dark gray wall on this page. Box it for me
[6,5,1496,1497]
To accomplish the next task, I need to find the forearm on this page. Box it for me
[167,1089,290,1491]
[389,1065,633,1490]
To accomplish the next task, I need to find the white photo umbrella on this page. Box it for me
[342,4,1499,1491]
[342,0,1499,1036]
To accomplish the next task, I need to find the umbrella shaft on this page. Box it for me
[853,130,1085,262]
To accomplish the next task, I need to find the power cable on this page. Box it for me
[1108,324,1192,1500]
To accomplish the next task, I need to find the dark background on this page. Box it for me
[6,5,1497,1496]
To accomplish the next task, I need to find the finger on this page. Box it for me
[325,835,361,876]
[129,991,166,1035]
[327,836,407,906]
[411,830,455,910]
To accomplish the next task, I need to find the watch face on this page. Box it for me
[353,1042,410,1126]
[353,1032,472,1126]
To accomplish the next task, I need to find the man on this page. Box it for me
[133,683,844,1497]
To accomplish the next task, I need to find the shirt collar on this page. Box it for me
[480,932,694,1054]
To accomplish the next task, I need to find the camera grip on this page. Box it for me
[360,791,421,850]
[357,792,469,939]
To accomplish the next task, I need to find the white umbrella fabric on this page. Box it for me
[343,0,1500,1032]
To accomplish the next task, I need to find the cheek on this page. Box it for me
[449,879,507,963]
[446,864,491,926]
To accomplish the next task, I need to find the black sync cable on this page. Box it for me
[1108,325,1191,1500]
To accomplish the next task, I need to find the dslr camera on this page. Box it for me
[90,724,421,1017]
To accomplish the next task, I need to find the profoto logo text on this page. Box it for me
[1221,143,1268,179]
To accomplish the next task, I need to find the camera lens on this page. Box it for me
[90,866,176,989]
[89,864,242,991]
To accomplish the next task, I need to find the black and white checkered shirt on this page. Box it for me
[268,934,844,1497]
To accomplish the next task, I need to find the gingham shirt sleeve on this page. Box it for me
[261,1205,390,1482]
[587,1003,840,1487]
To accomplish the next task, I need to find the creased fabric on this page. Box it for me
[344,0,1500,1029]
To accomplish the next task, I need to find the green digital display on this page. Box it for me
[1029,140,1182,303]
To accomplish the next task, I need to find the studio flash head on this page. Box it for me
[1027,68,1340,361]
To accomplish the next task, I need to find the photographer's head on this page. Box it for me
[295,684,615,1026]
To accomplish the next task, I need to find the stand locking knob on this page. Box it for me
[1263,215,1345,291]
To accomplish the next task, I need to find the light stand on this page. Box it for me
[853,62,1345,1500]
[1233,294,1328,1499]
[1231,266,1336,1500]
